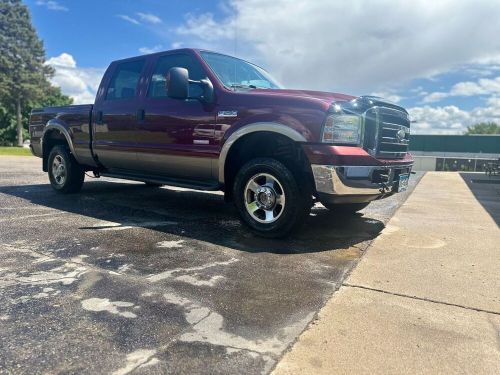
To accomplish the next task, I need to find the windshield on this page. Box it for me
[200,51,283,90]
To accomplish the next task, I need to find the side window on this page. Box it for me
[106,60,145,100]
[148,54,205,98]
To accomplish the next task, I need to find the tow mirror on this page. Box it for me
[166,67,189,100]
[166,67,214,104]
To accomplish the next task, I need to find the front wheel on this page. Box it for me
[321,201,370,213]
[233,158,312,238]
[48,145,85,193]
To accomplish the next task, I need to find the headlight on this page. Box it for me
[321,113,362,144]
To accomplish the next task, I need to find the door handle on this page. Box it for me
[95,110,103,124]
[136,109,145,124]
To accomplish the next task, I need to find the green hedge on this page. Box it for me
[409,135,500,153]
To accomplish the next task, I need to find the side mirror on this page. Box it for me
[166,67,215,104]
[167,67,189,100]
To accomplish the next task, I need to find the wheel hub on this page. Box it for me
[256,187,276,209]
[51,155,66,185]
[244,173,286,224]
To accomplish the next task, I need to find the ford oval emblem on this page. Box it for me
[396,129,406,141]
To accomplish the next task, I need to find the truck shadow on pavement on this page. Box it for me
[459,172,500,226]
[0,180,385,254]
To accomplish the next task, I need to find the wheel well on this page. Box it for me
[42,129,68,172]
[223,132,314,200]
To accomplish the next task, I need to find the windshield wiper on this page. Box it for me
[229,84,258,89]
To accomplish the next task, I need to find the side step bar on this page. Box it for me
[100,172,222,191]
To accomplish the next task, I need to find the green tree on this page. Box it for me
[464,122,500,135]
[0,86,72,145]
[0,0,71,146]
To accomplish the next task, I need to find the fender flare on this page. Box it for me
[218,122,307,184]
[41,121,76,156]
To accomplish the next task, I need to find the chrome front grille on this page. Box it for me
[363,106,410,159]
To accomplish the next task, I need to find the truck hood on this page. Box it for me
[249,88,356,105]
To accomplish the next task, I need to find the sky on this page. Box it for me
[27,0,500,134]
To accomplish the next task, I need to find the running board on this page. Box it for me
[100,172,222,191]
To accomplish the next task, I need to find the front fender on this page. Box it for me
[217,122,307,184]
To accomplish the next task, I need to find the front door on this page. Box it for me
[93,58,146,171]
[136,52,217,181]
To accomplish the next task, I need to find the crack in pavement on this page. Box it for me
[343,283,500,316]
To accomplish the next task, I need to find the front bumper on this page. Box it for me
[311,164,413,204]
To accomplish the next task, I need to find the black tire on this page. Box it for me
[321,201,370,213]
[48,145,85,194]
[233,157,312,238]
[144,182,163,187]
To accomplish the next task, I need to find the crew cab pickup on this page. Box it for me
[29,48,413,237]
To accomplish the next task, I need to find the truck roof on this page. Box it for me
[111,48,266,70]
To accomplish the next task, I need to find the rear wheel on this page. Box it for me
[321,201,370,213]
[233,158,311,238]
[48,145,85,193]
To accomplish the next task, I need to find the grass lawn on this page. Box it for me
[0,146,33,156]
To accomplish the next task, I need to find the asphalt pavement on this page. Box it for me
[0,156,422,375]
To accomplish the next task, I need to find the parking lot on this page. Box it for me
[0,156,422,374]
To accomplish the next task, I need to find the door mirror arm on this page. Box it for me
[189,78,214,104]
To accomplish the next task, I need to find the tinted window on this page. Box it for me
[148,54,205,98]
[106,60,145,100]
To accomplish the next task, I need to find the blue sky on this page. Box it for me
[28,0,500,134]
[30,0,214,67]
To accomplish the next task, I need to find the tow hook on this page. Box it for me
[379,182,390,194]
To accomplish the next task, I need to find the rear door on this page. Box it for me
[92,58,146,171]
[135,52,218,181]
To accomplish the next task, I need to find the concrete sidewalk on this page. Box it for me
[274,173,500,374]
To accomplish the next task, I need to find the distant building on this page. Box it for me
[409,135,500,171]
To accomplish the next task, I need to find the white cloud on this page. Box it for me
[450,77,500,96]
[408,98,500,134]
[422,76,500,103]
[117,14,140,25]
[177,13,234,42]
[450,81,487,96]
[471,96,500,119]
[137,12,162,24]
[176,0,500,95]
[370,92,402,103]
[46,53,76,68]
[409,105,470,134]
[171,42,183,49]
[35,0,68,11]
[139,45,163,54]
[421,92,448,103]
[46,53,104,104]
[117,13,162,26]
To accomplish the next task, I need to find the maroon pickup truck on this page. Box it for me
[29,48,413,237]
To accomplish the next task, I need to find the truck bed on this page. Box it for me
[29,104,93,160]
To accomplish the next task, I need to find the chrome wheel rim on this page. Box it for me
[244,173,285,224]
[51,155,66,186]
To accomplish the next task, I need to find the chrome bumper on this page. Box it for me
[311,164,413,202]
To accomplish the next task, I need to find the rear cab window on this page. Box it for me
[106,59,145,100]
